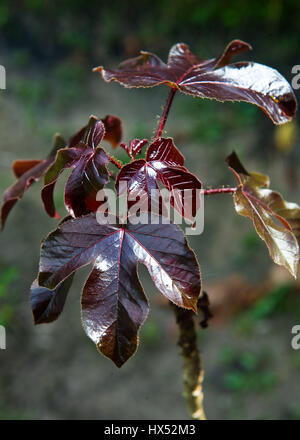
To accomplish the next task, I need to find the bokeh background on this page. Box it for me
[1,0,300,420]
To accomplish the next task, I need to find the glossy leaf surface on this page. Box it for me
[95,40,297,124]
[227,152,299,277]
[260,191,300,247]
[37,213,201,366]
[120,139,148,159]
[116,137,201,220]
[31,274,74,324]
[1,134,66,229]
[69,114,122,150]
[42,117,109,218]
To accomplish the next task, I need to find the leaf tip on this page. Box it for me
[290,262,298,280]
[96,342,126,368]
[191,304,198,314]
[112,358,125,368]
[92,66,103,73]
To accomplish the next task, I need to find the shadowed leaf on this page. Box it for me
[42,117,110,218]
[30,274,74,324]
[69,114,122,150]
[102,115,123,148]
[13,159,44,178]
[1,134,66,229]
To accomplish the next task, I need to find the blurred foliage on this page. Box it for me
[0,0,299,67]
[0,382,32,419]
[219,346,277,393]
[140,319,161,348]
[231,232,268,280]
[1,0,299,152]
[0,265,20,327]
[285,403,300,420]
[178,99,258,145]
[234,283,300,335]
[290,351,300,369]
[274,120,298,154]
[1,0,299,95]
[0,400,31,420]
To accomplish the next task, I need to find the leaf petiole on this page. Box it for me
[106,153,123,170]
[155,88,177,138]
[203,187,236,196]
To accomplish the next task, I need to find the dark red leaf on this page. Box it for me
[82,243,149,367]
[226,151,249,178]
[68,126,87,150]
[37,213,201,366]
[69,114,122,150]
[42,117,110,218]
[116,138,201,220]
[83,116,105,148]
[41,147,84,218]
[64,147,110,217]
[120,139,148,159]
[13,160,43,178]
[147,137,184,165]
[102,115,123,149]
[214,40,253,68]
[180,63,297,124]
[95,40,297,124]
[1,134,66,229]
[94,40,249,88]
[67,116,105,150]
[30,274,74,324]
[116,158,159,213]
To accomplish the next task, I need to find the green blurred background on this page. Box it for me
[1,0,300,420]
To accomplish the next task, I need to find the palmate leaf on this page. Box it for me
[94,40,297,124]
[42,116,110,218]
[37,213,201,367]
[1,134,66,229]
[116,137,201,220]
[1,114,120,228]
[227,152,299,278]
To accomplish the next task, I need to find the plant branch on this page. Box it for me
[171,302,206,420]
[155,88,177,138]
[106,153,123,170]
[203,187,236,196]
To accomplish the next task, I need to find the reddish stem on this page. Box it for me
[107,153,123,170]
[155,88,177,138]
[203,188,236,196]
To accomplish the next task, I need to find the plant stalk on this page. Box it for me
[203,187,236,196]
[171,303,206,420]
[155,88,177,138]
[106,153,123,169]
